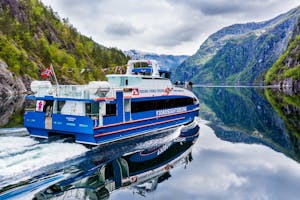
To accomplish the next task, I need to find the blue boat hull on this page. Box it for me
[25,108,199,145]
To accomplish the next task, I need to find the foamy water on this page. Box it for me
[0,128,28,136]
[0,135,88,178]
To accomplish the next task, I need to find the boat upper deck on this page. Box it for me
[27,59,195,102]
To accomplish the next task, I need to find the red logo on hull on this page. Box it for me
[132,88,139,95]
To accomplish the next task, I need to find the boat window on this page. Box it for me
[57,101,65,114]
[131,97,194,113]
[86,103,91,115]
[106,103,116,116]
[91,102,99,114]
[104,162,114,180]
[86,102,99,116]
[120,77,125,86]
[43,100,53,112]
[133,62,148,68]
[159,72,171,79]
[118,158,129,178]
[124,99,131,112]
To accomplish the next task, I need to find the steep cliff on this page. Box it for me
[0,60,29,126]
[265,17,300,93]
[175,6,300,85]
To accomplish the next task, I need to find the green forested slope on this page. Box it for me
[265,34,300,85]
[0,0,128,83]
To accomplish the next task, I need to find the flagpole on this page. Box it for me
[50,64,59,96]
[50,64,59,87]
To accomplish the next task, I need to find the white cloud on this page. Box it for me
[41,0,300,55]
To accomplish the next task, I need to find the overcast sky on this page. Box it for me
[41,0,300,55]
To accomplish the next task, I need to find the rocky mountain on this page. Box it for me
[124,49,188,70]
[0,0,128,127]
[265,16,300,93]
[175,6,300,85]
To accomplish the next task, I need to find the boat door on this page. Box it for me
[44,100,53,130]
[124,98,131,121]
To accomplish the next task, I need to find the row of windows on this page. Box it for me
[50,97,195,117]
[100,97,195,116]
[131,97,195,113]
[86,102,116,116]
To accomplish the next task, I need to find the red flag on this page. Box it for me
[41,66,53,78]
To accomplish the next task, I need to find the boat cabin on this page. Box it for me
[24,59,199,144]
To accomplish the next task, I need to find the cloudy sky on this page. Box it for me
[41,0,300,55]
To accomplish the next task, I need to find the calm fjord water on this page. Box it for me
[0,87,300,199]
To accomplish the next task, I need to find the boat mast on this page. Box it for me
[50,64,59,95]
[50,64,59,86]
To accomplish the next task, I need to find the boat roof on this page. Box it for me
[126,59,161,77]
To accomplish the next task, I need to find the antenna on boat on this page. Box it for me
[50,64,58,95]
[50,63,59,87]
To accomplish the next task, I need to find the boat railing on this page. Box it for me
[52,85,90,99]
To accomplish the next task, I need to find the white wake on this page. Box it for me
[0,136,88,178]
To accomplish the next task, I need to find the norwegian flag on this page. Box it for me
[41,66,53,78]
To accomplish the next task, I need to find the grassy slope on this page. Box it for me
[265,34,300,84]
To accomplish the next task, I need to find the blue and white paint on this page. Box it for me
[24,59,199,145]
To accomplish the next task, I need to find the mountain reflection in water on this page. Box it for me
[193,87,300,162]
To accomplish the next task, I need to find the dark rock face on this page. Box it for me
[0,0,28,22]
[0,60,31,126]
[292,16,300,39]
[279,17,300,94]
[280,78,300,95]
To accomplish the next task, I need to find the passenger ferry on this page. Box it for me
[24,60,200,145]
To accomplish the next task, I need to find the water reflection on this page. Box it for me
[0,126,199,200]
[116,123,300,200]
[1,87,300,199]
[265,88,300,138]
[193,87,300,162]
